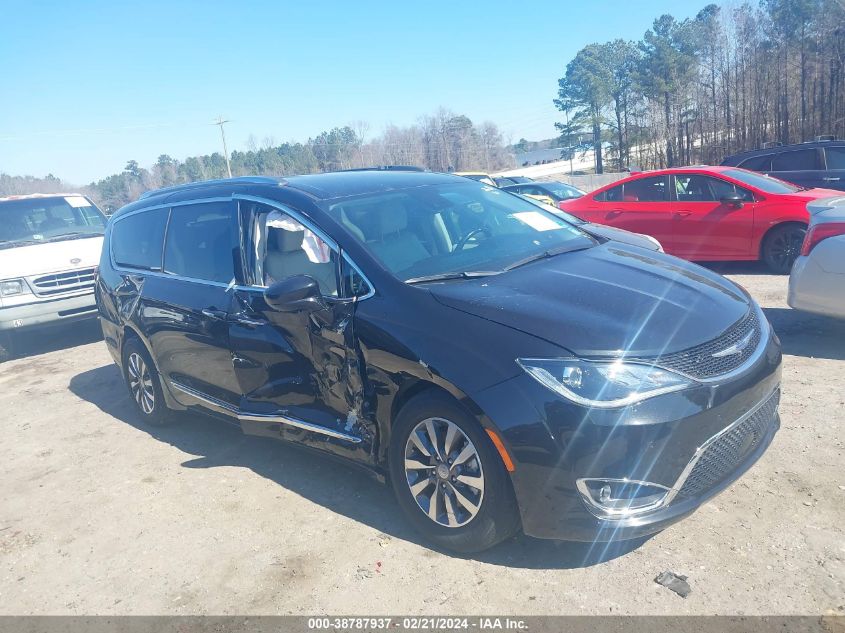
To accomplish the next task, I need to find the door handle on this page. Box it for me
[606,209,624,217]
[201,308,227,320]
[229,313,266,328]
[822,177,841,182]
[674,211,692,218]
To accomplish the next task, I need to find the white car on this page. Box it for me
[0,193,107,361]
[788,195,845,319]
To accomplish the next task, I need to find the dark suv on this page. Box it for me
[96,172,782,553]
[721,140,845,191]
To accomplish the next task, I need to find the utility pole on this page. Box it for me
[213,116,232,178]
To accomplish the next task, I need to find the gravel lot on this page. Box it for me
[1,266,843,616]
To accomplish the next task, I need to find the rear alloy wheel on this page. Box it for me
[122,338,169,425]
[389,392,520,553]
[763,224,806,274]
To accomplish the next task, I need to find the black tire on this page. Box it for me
[388,391,520,553]
[762,223,806,274]
[121,337,170,426]
[0,333,12,363]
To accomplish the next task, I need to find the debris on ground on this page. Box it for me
[654,570,692,598]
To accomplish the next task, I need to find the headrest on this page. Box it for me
[375,204,408,236]
[623,194,639,202]
[270,228,305,253]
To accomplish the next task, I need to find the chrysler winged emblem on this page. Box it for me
[712,330,754,358]
[70,257,81,265]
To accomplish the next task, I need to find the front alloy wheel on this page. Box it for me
[404,417,485,528]
[389,391,520,553]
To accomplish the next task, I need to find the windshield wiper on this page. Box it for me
[405,271,498,284]
[45,232,103,242]
[0,239,42,249]
[503,244,591,272]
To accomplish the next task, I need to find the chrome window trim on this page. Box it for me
[170,380,361,443]
[108,193,376,299]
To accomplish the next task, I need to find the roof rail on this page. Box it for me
[761,141,783,149]
[138,176,284,200]
[339,165,426,172]
[816,135,836,142]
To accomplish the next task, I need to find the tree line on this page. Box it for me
[0,109,514,212]
[556,0,844,172]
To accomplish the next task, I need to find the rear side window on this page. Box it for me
[825,147,845,170]
[771,149,819,171]
[112,208,168,270]
[164,202,237,284]
[738,154,773,171]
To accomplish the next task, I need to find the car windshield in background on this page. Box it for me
[723,169,803,194]
[324,182,596,282]
[545,183,585,199]
[0,196,106,247]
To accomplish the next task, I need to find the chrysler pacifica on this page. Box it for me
[96,171,782,552]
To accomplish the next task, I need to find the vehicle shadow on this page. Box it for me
[763,307,845,361]
[4,320,102,361]
[68,363,650,570]
[700,261,772,275]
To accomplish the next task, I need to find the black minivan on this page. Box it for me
[96,171,782,553]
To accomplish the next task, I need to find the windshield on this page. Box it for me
[324,182,596,282]
[544,182,586,199]
[0,196,106,246]
[723,168,802,194]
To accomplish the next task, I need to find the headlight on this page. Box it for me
[517,358,692,408]
[0,279,27,296]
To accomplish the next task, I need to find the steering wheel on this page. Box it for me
[453,227,491,251]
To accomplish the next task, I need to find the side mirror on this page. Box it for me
[720,194,745,208]
[264,275,325,312]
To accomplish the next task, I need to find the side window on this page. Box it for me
[254,206,339,297]
[825,147,845,170]
[163,201,237,284]
[596,185,622,202]
[707,177,754,202]
[675,175,718,202]
[622,176,667,202]
[771,149,819,172]
[112,208,168,270]
[739,154,773,171]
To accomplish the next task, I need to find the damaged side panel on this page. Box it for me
[228,288,375,463]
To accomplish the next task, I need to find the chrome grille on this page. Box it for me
[30,267,96,297]
[650,309,762,380]
[677,390,779,499]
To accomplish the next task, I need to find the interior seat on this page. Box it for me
[366,203,430,274]
[264,228,337,294]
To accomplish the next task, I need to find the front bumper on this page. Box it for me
[0,292,98,333]
[474,326,782,541]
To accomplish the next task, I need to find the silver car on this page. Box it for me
[788,195,845,319]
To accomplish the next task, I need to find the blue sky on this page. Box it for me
[0,0,703,184]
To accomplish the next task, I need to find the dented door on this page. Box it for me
[227,287,373,459]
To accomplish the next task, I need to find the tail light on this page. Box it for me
[800,222,845,256]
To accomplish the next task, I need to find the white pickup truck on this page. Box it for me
[0,193,107,361]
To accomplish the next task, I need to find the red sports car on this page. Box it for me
[559,166,842,273]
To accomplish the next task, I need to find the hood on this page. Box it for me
[428,243,750,357]
[583,223,662,251]
[0,236,103,280]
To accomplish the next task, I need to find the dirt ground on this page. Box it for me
[0,265,843,616]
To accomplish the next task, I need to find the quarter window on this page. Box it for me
[112,208,168,271]
[825,147,845,169]
[163,202,237,284]
[738,154,773,171]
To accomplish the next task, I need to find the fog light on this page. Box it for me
[576,477,672,519]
